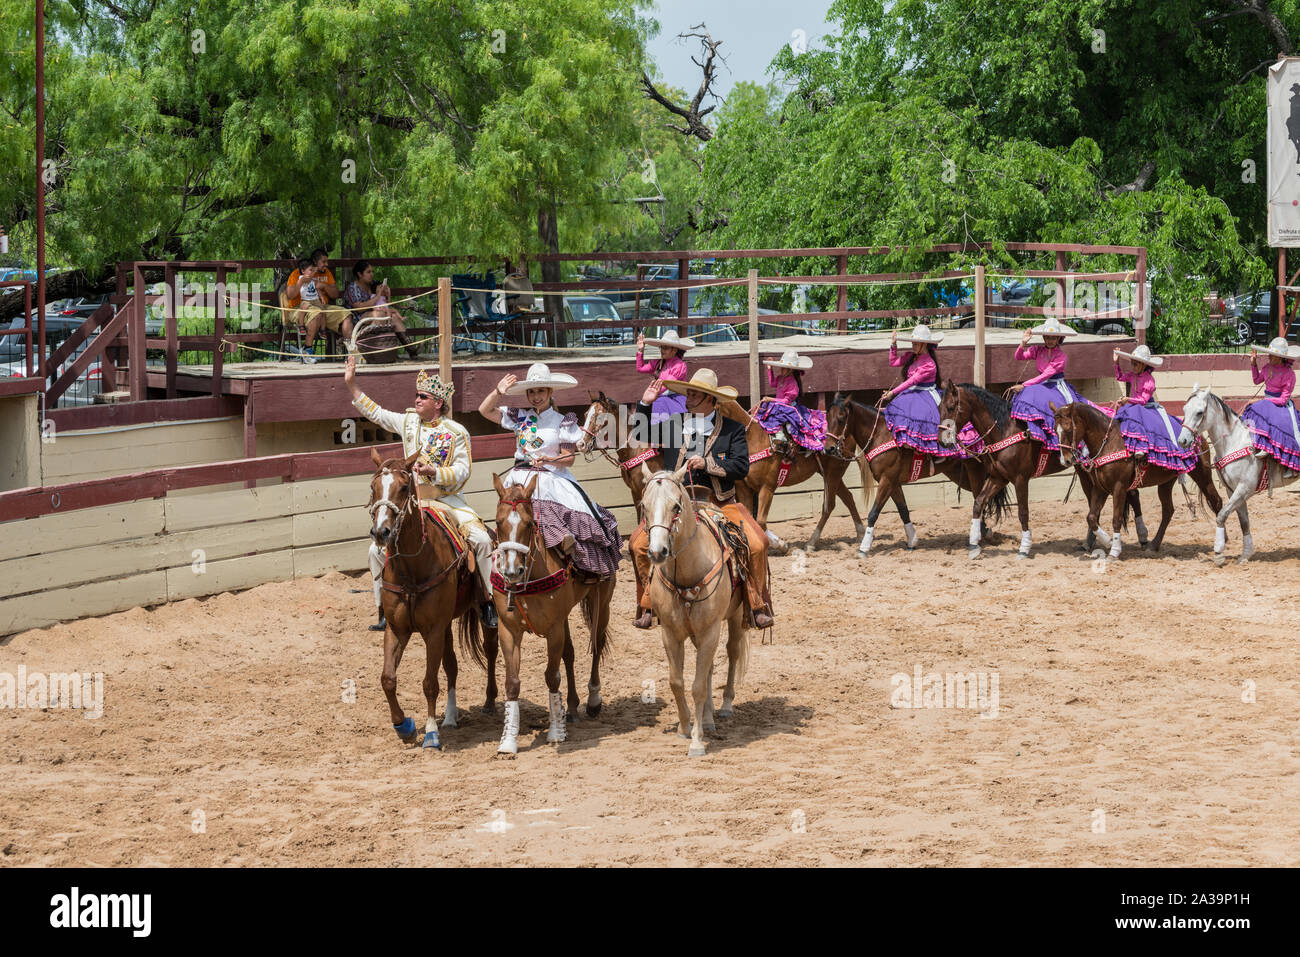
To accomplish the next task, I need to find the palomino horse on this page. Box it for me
[1177,385,1300,565]
[639,463,750,757]
[366,448,487,750]
[823,392,1008,554]
[937,381,1145,559]
[729,398,867,551]
[576,391,663,506]
[1053,402,1223,560]
[482,473,616,756]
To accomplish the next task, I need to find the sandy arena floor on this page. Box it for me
[3,489,1299,867]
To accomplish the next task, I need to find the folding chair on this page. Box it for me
[453,273,512,353]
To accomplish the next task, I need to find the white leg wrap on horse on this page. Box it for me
[588,680,602,710]
[858,527,874,554]
[498,701,520,754]
[1214,526,1226,552]
[970,518,982,547]
[1242,533,1254,557]
[547,691,567,743]
[442,686,458,728]
[1109,533,1122,559]
[1095,528,1111,548]
[904,522,918,548]
[1135,517,1149,541]
[1019,530,1032,555]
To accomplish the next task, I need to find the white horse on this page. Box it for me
[1177,385,1300,565]
[640,463,750,757]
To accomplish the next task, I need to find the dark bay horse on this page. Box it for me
[576,392,663,506]
[824,392,1008,554]
[1053,402,1223,560]
[367,448,489,750]
[938,381,1146,559]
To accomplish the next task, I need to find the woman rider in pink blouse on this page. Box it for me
[879,323,967,456]
[1006,318,1106,450]
[754,349,826,453]
[1241,336,1300,471]
[1111,344,1198,471]
[635,330,693,425]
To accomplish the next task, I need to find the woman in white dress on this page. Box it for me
[478,362,622,577]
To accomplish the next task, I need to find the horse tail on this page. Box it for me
[986,483,1011,527]
[732,617,751,689]
[582,592,613,664]
[457,601,487,669]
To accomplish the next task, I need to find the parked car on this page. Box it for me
[647,320,741,345]
[563,296,632,347]
[1231,291,1299,346]
[0,337,104,405]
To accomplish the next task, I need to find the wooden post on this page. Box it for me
[438,276,452,396]
[836,253,848,333]
[973,263,986,388]
[748,268,759,406]
[677,256,690,326]
[212,265,225,396]
[164,263,177,399]
[1279,248,1287,339]
[130,263,146,400]
[1135,247,1147,346]
[243,390,257,489]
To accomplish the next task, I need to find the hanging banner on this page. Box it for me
[1267,57,1300,246]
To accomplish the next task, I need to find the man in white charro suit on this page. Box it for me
[343,354,496,629]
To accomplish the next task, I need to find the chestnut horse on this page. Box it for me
[823,392,1008,554]
[366,449,489,750]
[1053,402,1223,560]
[728,399,867,552]
[478,473,616,756]
[937,381,1147,559]
[576,392,663,506]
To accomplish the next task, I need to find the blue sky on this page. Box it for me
[645,0,837,101]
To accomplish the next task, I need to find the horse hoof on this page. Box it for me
[717,706,733,719]
[968,547,981,560]
[1237,555,1252,565]
[586,702,602,718]
[496,740,518,757]
[393,717,417,739]
[1016,551,1030,560]
[440,717,458,730]
[856,548,870,560]
[1213,552,1227,567]
[480,702,496,715]
[688,744,707,757]
[547,729,567,744]
[421,731,442,750]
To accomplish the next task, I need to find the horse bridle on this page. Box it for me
[368,467,427,560]
[495,496,540,588]
[642,473,705,560]
[578,402,625,469]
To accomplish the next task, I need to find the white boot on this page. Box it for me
[498,700,520,755]
[857,527,874,556]
[1109,532,1122,560]
[547,691,567,744]
[903,522,918,549]
[1018,529,1032,558]
[968,518,982,558]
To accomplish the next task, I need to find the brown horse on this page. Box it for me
[1053,402,1223,560]
[937,381,1147,559]
[823,392,1008,554]
[366,448,488,750]
[479,473,616,756]
[576,392,663,506]
[728,399,867,552]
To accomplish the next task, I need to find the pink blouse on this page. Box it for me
[888,343,937,394]
[636,352,688,384]
[1115,363,1156,404]
[1015,344,1067,386]
[766,367,800,404]
[1252,360,1296,405]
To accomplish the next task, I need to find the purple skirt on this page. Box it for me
[884,386,967,458]
[1011,376,1106,451]
[650,391,687,426]
[754,400,827,450]
[1115,402,1198,473]
[1242,396,1300,471]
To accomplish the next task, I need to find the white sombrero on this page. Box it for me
[1114,344,1163,368]
[1030,317,1078,338]
[1252,336,1300,361]
[641,329,696,351]
[504,361,579,395]
[763,349,813,371]
[661,367,740,401]
[898,323,944,345]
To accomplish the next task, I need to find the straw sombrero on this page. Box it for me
[641,330,695,351]
[1030,317,1078,339]
[898,323,944,345]
[504,362,579,395]
[1114,344,1163,368]
[661,368,739,401]
[1252,336,1300,361]
[763,349,813,371]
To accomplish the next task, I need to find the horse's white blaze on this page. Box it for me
[579,404,598,450]
[643,478,675,560]
[501,510,523,575]
[373,470,396,535]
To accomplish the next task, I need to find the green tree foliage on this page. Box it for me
[698,0,1289,351]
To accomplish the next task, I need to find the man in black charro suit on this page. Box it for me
[627,367,774,630]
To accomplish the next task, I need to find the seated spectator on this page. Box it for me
[286,248,352,349]
[344,260,419,359]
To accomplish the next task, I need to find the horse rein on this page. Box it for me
[369,466,466,599]
[643,474,728,606]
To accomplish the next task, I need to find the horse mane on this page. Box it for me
[956,383,1010,431]
[1207,390,1238,424]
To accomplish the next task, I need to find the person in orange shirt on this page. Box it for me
[286,248,353,349]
